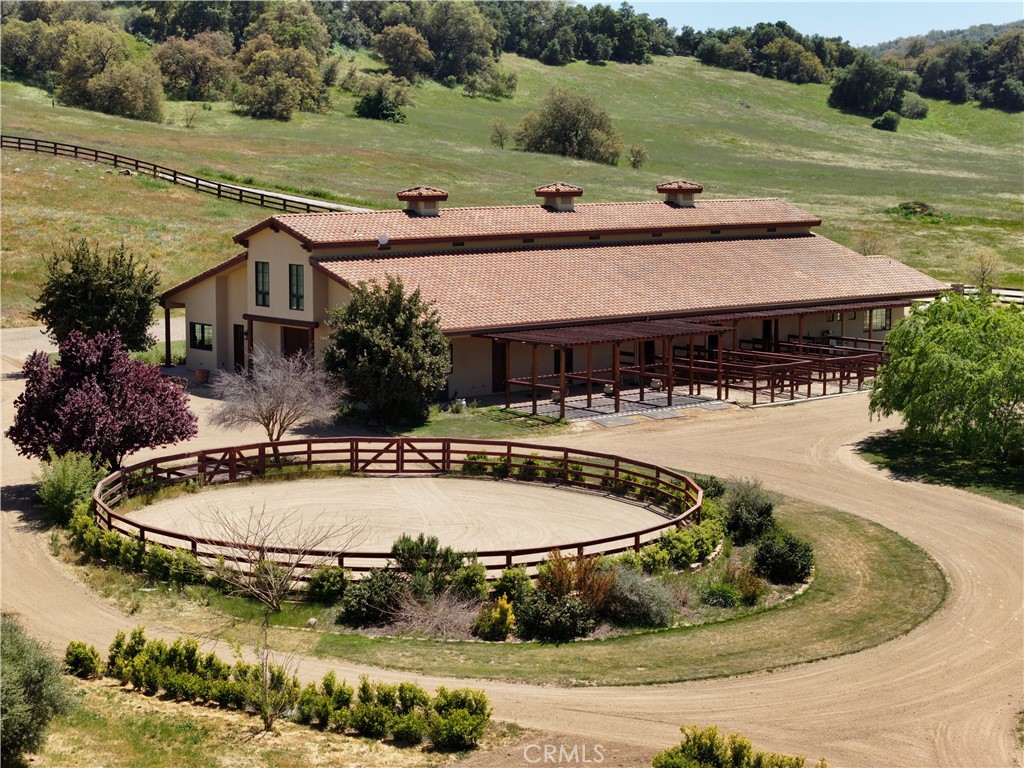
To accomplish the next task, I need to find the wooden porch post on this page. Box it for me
[612,343,621,413]
[841,312,846,339]
[163,305,172,367]
[530,344,538,415]
[798,314,804,352]
[716,335,724,401]
[638,340,646,402]
[504,341,511,409]
[558,346,566,420]
[689,335,695,395]
[586,344,593,408]
[664,336,673,406]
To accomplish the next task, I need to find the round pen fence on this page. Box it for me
[92,438,703,582]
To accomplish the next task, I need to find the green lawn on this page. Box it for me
[857,431,1024,508]
[309,500,945,686]
[2,53,1022,325]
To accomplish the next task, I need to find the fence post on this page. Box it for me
[397,438,404,473]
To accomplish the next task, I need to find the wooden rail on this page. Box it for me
[92,437,704,581]
[1,134,352,214]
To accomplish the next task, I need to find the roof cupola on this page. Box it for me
[535,182,583,212]
[657,180,703,208]
[397,186,448,217]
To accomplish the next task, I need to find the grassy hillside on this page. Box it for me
[2,53,1021,325]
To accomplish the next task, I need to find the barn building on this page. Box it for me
[160,181,946,415]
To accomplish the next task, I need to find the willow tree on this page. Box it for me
[869,293,1024,464]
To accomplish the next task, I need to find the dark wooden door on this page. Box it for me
[491,340,506,393]
[282,326,311,357]
[233,325,245,372]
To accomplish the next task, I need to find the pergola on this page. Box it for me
[480,298,918,417]
[481,318,729,419]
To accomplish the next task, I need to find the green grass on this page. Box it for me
[402,406,566,439]
[857,430,1024,508]
[2,53,1022,325]
[309,500,946,686]
[132,339,186,366]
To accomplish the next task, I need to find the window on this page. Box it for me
[827,312,839,322]
[255,261,270,307]
[189,322,213,351]
[288,264,304,311]
[863,308,892,332]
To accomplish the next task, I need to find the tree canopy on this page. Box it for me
[514,86,623,165]
[32,238,160,353]
[0,615,76,766]
[6,331,198,469]
[323,276,449,423]
[869,293,1024,465]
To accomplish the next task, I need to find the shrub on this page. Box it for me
[353,90,406,122]
[659,528,698,569]
[306,564,348,604]
[392,711,428,745]
[143,543,175,582]
[491,455,511,479]
[724,565,767,606]
[700,578,738,607]
[693,519,723,561]
[603,567,675,628]
[35,449,102,524]
[871,110,901,131]
[489,566,532,606]
[724,480,776,545]
[168,548,204,587]
[397,681,430,714]
[295,683,320,725]
[692,473,726,499]
[516,592,595,643]
[899,92,929,119]
[429,687,491,750]
[452,560,488,601]
[64,640,103,678]
[1,615,76,765]
[461,453,489,476]
[653,724,815,768]
[351,701,392,738]
[473,594,516,640]
[338,568,405,626]
[638,543,671,575]
[753,530,814,584]
[517,454,540,482]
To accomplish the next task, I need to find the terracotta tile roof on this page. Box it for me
[316,235,947,334]
[234,199,821,249]
[535,182,584,196]
[160,251,247,305]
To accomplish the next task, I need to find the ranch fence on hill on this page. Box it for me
[1,134,355,214]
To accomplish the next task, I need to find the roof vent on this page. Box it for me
[535,182,583,212]
[657,180,703,208]
[397,186,448,217]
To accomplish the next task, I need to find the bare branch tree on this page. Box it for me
[204,503,365,613]
[202,503,366,731]
[963,247,1004,294]
[209,344,342,461]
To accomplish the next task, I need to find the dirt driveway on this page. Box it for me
[2,334,1021,768]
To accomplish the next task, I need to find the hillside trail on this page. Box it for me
[2,334,1021,767]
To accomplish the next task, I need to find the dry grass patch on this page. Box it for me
[38,678,457,768]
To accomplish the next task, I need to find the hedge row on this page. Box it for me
[65,628,490,751]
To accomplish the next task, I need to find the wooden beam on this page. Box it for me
[504,342,511,410]
[559,347,566,420]
[163,305,172,367]
[716,338,724,401]
[531,344,538,415]
[586,344,594,408]
[612,343,621,413]
[664,336,673,406]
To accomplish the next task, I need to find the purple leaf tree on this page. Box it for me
[6,331,198,469]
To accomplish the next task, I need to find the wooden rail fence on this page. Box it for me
[1,134,352,214]
[92,437,704,582]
